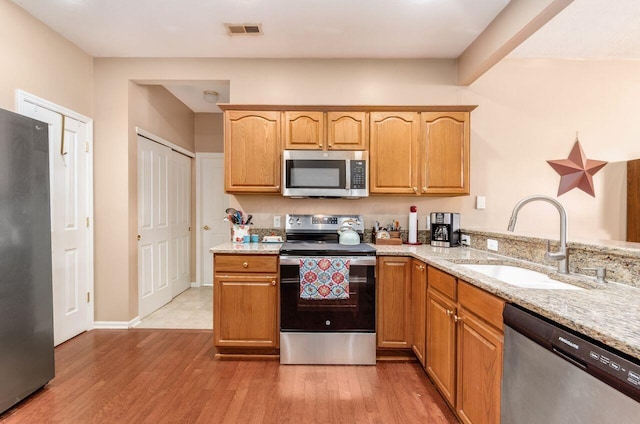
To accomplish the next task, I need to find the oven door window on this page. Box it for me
[285,160,346,189]
[280,262,375,332]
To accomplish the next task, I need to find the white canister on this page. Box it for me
[232,224,250,243]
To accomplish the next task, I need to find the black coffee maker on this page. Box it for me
[430,212,460,247]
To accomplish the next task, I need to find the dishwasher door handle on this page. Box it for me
[552,346,587,370]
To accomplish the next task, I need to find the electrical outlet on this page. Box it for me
[273,215,281,228]
[487,239,498,251]
[461,234,470,246]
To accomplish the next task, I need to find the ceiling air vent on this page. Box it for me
[225,23,262,35]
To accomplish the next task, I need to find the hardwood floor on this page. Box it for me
[0,330,458,424]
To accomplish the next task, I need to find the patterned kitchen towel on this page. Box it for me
[299,257,350,300]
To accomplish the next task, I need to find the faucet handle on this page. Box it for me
[580,267,607,284]
[544,239,566,261]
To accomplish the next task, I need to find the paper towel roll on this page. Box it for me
[409,211,418,244]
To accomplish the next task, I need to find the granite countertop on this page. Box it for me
[209,241,640,360]
[209,242,283,254]
[375,244,640,361]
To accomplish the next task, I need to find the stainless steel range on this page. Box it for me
[279,214,377,365]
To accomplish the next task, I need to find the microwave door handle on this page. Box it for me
[345,160,351,190]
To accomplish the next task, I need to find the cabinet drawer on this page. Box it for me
[214,254,278,273]
[428,266,457,300]
[458,280,505,331]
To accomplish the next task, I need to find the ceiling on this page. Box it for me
[11,0,510,59]
[11,0,640,112]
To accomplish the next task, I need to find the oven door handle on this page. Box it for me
[279,256,377,266]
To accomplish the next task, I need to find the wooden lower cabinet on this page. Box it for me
[425,267,505,424]
[411,259,427,366]
[213,254,279,349]
[426,287,457,406]
[456,309,503,424]
[377,256,412,349]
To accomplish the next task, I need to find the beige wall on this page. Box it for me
[195,113,224,153]
[93,57,640,321]
[0,0,93,116]
[130,84,195,151]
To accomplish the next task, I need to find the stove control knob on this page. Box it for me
[325,320,331,326]
[296,218,301,225]
[288,217,294,225]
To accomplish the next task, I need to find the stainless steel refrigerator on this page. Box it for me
[0,107,55,414]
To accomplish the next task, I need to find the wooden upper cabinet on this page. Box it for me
[284,111,368,150]
[327,111,368,150]
[421,112,470,195]
[369,112,421,194]
[283,111,325,150]
[224,111,281,193]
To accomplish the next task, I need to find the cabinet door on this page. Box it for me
[426,288,457,407]
[411,259,427,367]
[369,112,421,194]
[628,159,640,242]
[224,111,281,193]
[420,112,470,195]
[283,111,325,150]
[326,111,368,150]
[214,274,278,348]
[456,311,503,424]
[377,256,412,348]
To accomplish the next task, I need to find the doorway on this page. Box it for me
[196,153,228,287]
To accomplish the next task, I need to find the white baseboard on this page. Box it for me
[201,282,213,287]
[94,316,141,329]
[190,281,201,288]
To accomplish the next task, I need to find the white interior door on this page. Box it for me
[196,153,228,287]
[170,152,191,297]
[138,136,172,318]
[19,100,92,346]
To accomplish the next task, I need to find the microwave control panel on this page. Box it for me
[350,160,367,189]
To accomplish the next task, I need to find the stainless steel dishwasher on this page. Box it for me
[502,304,640,424]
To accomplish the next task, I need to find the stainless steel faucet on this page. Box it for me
[507,195,569,274]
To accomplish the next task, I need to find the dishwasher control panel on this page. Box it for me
[550,328,640,394]
[504,304,640,403]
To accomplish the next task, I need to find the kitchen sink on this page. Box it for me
[459,264,584,290]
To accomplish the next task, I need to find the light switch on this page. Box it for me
[476,196,486,210]
[273,215,281,228]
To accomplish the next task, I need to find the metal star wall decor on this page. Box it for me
[547,134,607,197]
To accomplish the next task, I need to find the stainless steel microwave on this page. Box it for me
[282,150,368,198]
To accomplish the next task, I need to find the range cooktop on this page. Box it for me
[279,240,376,256]
[280,214,376,256]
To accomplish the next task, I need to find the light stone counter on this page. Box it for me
[209,242,283,254]
[209,241,640,360]
[375,244,640,361]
